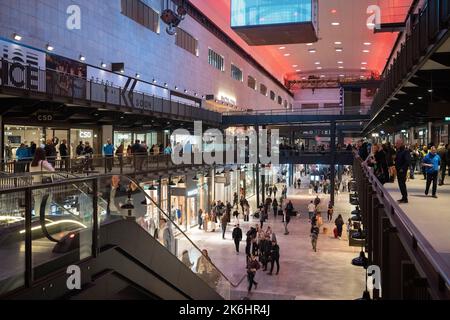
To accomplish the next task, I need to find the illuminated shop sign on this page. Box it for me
[79,131,92,138]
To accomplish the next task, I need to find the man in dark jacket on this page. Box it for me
[44,139,57,167]
[247,255,260,293]
[268,240,280,275]
[59,139,68,170]
[232,224,242,254]
[438,144,447,185]
[221,212,229,239]
[395,139,411,203]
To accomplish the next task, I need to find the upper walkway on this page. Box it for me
[384,178,450,269]
[222,108,371,126]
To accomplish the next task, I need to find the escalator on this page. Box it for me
[0,174,241,300]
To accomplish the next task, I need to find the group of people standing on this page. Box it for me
[362,139,449,202]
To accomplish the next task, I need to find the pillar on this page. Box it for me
[256,125,260,206]
[330,121,336,206]
[261,166,265,202]
[288,164,294,187]
[428,121,432,145]
[0,115,4,165]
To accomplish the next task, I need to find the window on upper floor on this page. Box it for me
[260,84,267,96]
[208,48,225,71]
[121,0,159,34]
[176,27,198,56]
[248,76,256,90]
[270,90,276,101]
[284,100,288,108]
[231,64,243,81]
[278,96,282,105]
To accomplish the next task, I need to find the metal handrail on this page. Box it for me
[127,175,247,288]
[354,153,450,297]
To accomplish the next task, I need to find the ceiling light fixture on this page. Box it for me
[306,43,313,46]
[315,62,320,65]
[361,62,368,65]
[317,66,322,70]
[135,73,140,78]
[46,43,54,51]
[364,42,372,46]
[292,64,298,67]
[338,61,344,64]
[279,46,286,50]
[363,50,370,53]
[79,54,86,61]
[284,53,291,56]
[152,78,157,83]
[335,48,343,52]
[331,22,340,26]
[334,41,342,45]
[308,49,316,53]
[101,61,107,68]
[338,66,344,69]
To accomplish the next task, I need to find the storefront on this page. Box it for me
[214,171,232,204]
[3,125,99,160]
[113,131,159,150]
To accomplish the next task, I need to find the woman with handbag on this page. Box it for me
[29,148,55,216]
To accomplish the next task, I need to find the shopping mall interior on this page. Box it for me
[0,0,449,303]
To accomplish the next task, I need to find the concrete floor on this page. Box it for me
[384,177,450,268]
[184,179,366,300]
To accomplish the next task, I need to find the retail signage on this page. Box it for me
[445,117,450,122]
[79,131,92,139]
[36,113,54,122]
[0,39,46,91]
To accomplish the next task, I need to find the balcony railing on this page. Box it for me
[0,59,222,124]
[370,0,450,117]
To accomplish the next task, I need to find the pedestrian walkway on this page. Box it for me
[384,178,450,267]
[184,185,365,300]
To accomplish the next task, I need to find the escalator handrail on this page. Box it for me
[126,176,247,289]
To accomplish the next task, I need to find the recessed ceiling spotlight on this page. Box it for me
[306,43,313,46]
[101,61,107,68]
[396,112,400,115]
[331,9,337,14]
[314,62,320,65]
[361,62,368,65]
[428,89,433,93]
[418,96,423,100]
[135,73,140,78]
[302,77,306,80]
[296,69,301,72]
[334,41,342,45]
[338,66,344,69]
[361,67,366,70]
[364,42,372,46]
[339,74,345,77]
[409,102,414,105]
[164,83,168,87]
[320,75,325,78]
[284,53,291,56]
[292,64,298,67]
[335,48,343,52]
[331,22,340,26]
[338,61,344,64]
[279,46,286,50]
[401,109,405,112]
[152,78,157,83]
[363,49,370,53]
[79,54,86,61]
[316,66,322,70]
[46,43,54,51]
[308,49,316,53]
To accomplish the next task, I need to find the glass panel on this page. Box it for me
[0,190,26,295]
[31,182,93,280]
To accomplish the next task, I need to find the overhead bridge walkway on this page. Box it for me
[0,174,243,300]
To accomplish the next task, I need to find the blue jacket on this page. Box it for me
[103,143,114,156]
[423,152,440,174]
[16,147,30,160]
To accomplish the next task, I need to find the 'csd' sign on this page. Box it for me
[36,114,53,122]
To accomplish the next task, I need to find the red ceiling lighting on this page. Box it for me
[331,9,337,14]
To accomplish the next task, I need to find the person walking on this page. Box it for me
[273,185,278,199]
[232,224,242,254]
[308,200,315,222]
[310,223,320,252]
[334,214,345,239]
[395,139,411,203]
[283,208,290,235]
[29,148,55,216]
[221,211,229,239]
[198,209,203,230]
[267,240,280,275]
[423,146,441,198]
[247,255,260,293]
[233,192,239,208]
[116,142,124,169]
[327,203,334,222]
[181,250,194,269]
[272,198,278,219]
